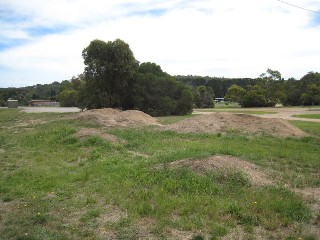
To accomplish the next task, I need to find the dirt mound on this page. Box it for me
[165,112,307,137]
[166,155,273,186]
[76,108,161,128]
[75,128,125,144]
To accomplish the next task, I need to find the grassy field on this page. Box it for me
[290,120,320,137]
[292,114,320,119]
[0,109,319,239]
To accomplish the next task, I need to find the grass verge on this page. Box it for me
[292,114,320,119]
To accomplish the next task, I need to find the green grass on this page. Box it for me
[157,114,195,124]
[292,114,320,119]
[290,120,320,137]
[0,109,319,239]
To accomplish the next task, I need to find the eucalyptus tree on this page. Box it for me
[82,39,138,109]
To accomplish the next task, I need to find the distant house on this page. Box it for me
[8,99,18,108]
[215,98,224,103]
[29,100,59,107]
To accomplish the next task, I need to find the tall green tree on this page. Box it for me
[257,69,285,106]
[224,84,246,104]
[300,84,320,106]
[82,39,138,109]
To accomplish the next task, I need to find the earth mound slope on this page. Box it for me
[76,108,161,127]
[166,155,273,186]
[164,112,307,137]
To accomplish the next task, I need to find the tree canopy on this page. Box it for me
[224,84,246,104]
[130,62,193,116]
[81,39,138,109]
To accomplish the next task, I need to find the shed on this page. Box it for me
[8,100,18,108]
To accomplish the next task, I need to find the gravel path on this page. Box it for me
[252,108,320,123]
[20,107,81,113]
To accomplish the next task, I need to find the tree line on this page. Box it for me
[1,39,319,113]
[178,70,320,107]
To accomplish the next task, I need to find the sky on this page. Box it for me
[0,0,320,88]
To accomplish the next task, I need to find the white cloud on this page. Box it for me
[0,0,320,87]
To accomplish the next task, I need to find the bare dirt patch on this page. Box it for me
[163,228,196,240]
[164,112,307,137]
[293,187,320,214]
[75,108,161,128]
[0,200,28,232]
[294,187,320,203]
[166,155,273,186]
[74,128,126,144]
[135,218,158,240]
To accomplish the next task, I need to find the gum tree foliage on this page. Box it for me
[81,39,138,109]
[58,89,77,107]
[284,72,320,106]
[176,75,257,98]
[130,62,193,116]
[300,84,320,106]
[193,85,215,108]
[241,85,267,107]
[224,84,246,104]
[257,69,285,106]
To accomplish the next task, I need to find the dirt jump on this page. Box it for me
[75,108,161,127]
[164,112,307,137]
[75,108,308,138]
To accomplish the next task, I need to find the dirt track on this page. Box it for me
[194,107,320,123]
[20,107,80,113]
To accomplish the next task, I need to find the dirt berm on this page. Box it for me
[76,108,161,127]
[163,112,307,137]
[76,109,307,137]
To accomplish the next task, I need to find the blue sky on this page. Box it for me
[0,0,319,87]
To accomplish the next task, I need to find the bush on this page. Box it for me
[58,89,77,107]
[130,62,193,116]
[242,90,267,107]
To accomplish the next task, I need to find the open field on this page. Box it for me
[1,108,320,239]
